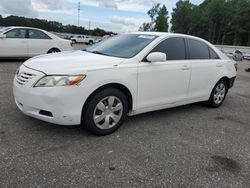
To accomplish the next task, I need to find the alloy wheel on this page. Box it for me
[93,96,123,130]
[213,83,226,105]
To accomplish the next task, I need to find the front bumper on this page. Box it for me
[13,65,87,125]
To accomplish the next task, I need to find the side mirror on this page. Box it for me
[0,34,6,39]
[146,52,166,62]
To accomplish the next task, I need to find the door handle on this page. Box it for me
[181,65,190,70]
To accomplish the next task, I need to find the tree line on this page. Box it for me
[140,0,250,46]
[0,15,114,36]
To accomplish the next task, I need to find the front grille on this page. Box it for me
[16,72,36,86]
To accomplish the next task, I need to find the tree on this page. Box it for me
[139,3,169,32]
[171,0,195,34]
[0,15,2,25]
[90,28,107,36]
[139,23,152,31]
[171,0,250,46]
[155,5,169,32]
[0,15,114,36]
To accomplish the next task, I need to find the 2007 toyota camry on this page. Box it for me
[13,32,237,135]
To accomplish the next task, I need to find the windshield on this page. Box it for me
[85,34,158,58]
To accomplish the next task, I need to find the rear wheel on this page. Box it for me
[82,88,128,135]
[89,40,93,45]
[48,48,60,53]
[207,79,228,107]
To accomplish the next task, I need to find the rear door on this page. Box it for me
[187,38,222,100]
[28,29,53,56]
[0,28,28,57]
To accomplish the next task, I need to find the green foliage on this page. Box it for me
[139,3,169,32]
[155,5,169,32]
[0,15,114,36]
[90,28,107,36]
[171,0,250,46]
[139,23,152,32]
[171,0,195,34]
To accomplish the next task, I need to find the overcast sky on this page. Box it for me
[0,0,203,33]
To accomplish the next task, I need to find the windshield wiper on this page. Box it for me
[89,51,110,56]
[90,51,105,55]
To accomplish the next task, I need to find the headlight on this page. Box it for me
[34,75,86,87]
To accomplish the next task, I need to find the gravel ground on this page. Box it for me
[0,59,250,188]
[72,43,89,51]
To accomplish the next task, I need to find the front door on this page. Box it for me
[0,28,28,57]
[137,37,191,110]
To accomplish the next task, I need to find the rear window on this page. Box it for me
[209,48,220,59]
[28,29,51,39]
[188,39,210,59]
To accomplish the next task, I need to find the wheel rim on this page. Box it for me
[93,96,123,130]
[213,83,226,105]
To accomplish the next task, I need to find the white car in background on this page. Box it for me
[71,35,95,44]
[94,35,111,43]
[13,32,237,135]
[0,27,73,58]
[243,52,250,60]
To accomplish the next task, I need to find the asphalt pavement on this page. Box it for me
[0,59,250,188]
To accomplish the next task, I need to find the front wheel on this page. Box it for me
[82,88,128,135]
[207,79,228,107]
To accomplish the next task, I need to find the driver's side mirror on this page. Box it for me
[0,34,6,39]
[146,52,166,62]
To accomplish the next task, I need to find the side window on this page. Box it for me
[188,39,210,59]
[28,30,51,39]
[209,47,220,59]
[151,37,186,60]
[5,29,27,39]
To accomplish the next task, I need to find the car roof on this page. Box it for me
[2,26,61,39]
[130,31,206,41]
[3,26,47,31]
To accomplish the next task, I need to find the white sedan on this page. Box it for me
[0,27,73,58]
[13,32,237,135]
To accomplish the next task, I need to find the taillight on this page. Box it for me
[234,63,238,71]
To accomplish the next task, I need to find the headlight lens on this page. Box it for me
[34,75,86,87]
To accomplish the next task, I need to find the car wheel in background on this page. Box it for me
[89,40,93,45]
[82,88,128,136]
[48,48,61,54]
[207,79,228,108]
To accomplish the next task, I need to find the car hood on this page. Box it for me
[24,50,125,74]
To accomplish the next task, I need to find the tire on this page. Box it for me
[82,88,128,135]
[207,79,228,108]
[89,40,93,45]
[48,48,60,54]
[72,40,76,44]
